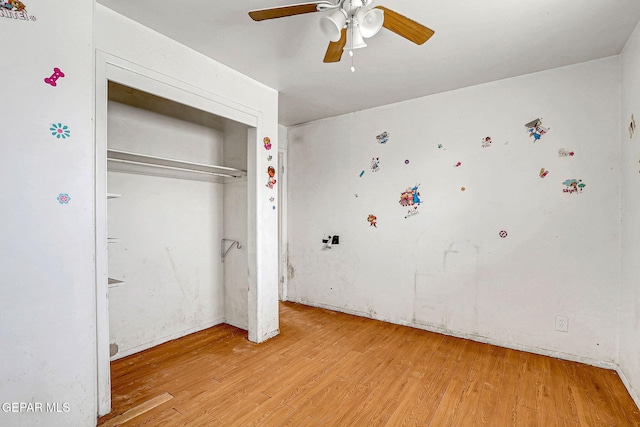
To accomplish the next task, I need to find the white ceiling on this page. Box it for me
[97,0,640,126]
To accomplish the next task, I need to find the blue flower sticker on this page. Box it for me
[57,193,71,204]
[50,123,71,139]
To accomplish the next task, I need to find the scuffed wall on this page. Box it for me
[107,101,226,359]
[287,57,621,366]
[620,20,640,407]
[0,1,97,426]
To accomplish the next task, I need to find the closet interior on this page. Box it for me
[106,81,250,360]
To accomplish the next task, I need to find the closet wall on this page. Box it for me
[107,86,248,358]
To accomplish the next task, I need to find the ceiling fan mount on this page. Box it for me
[248,0,434,64]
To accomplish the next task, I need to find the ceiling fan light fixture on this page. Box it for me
[345,23,367,50]
[320,8,348,42]
[355,6,384,38]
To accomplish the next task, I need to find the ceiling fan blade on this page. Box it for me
[249,1,332,21]
[375,6,434,45]
[323,28,347,63]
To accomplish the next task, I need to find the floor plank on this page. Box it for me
[98,302,640,426]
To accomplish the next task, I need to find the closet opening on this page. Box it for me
[105,81,251,362]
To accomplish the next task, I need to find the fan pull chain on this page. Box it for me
[349,22,355,72]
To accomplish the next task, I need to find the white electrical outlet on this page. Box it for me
[555,315,569,332]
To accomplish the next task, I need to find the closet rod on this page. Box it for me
[108,158,240,178]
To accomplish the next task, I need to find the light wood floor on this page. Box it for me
[98,302,640,426]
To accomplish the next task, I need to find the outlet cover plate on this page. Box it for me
[555,315,569,332]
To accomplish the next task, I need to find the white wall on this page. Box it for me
[0,2,97,426]
[223,121,249,329]
[95,3,279,347]
[620,20,640,407]
[107,101,226,358]
[287,57,621,366]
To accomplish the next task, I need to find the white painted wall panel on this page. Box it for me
[0,2,97,426]
[287,57,621,366]
[620,20,640,407]
[107,100,226,358]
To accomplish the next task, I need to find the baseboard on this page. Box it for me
[287,298,618,371]
[224,318,248,331]
[111,317,225,360]
[617,365,640,409]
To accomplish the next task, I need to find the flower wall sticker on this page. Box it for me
[50,123,70,139]
[57,193,71,204]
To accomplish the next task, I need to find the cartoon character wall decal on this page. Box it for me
[263,137,272,150]
[376,131,389,144]
[1,0,25,11]
[399,184,421,207]
[525,118,550,141]
[371,157,380,172]
[481,137,492,148]
[539,168,549,178]
[266,166,276,189]
[562,179,585,194]
[399,184,422,218]
[558,148,575,157]
[367,214,377,228]
[0,0,35,20]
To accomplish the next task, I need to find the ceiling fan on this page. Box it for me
[248,0,434,64]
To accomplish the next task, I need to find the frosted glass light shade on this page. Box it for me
[356,7,384,38]
[320,9,348,42]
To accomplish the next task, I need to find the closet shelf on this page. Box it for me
[107,149,246,179]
